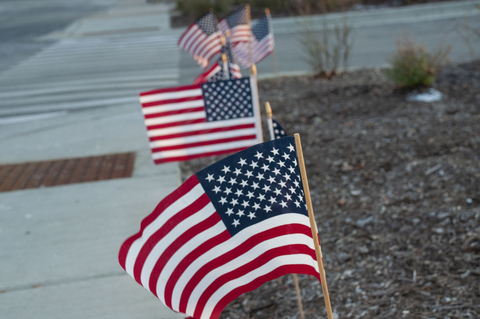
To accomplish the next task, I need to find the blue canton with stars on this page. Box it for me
[197,12,219,36]
[226,5,249,28]
[196,137,308,236]
[252,16,270,41]
[201,77,253,122]
[272,118,287,139]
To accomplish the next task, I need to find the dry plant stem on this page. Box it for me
[294,133,334,319]
[293,274,305,319]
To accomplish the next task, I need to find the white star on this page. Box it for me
[255,172,264,181]
[238,158,247,166]
[234,189,243,197]
[252,203,261,210]
[298,194,304,202]
[268,196,276,204]
[206,174,214,182]
[293,158,298,167]
[283,173,291,181]
[278,160,285,168]
[285,193,292,201]
[266,156,275,163]
[236,210,245,217]
[219,197,227,205]
[271,147,279,155]
[294,200,301,207]
[293,180,300,187]
[272,168,281,175]
[230,198,238,206]
[262,184,271,192]
[224,187,232,195]
[289,186,296,194]
[288,166,295,174]
[245,170,253,178]
[246,191,255,199]
[263,205,272,213]
[287,144,295,152]
[225,208,234,216]
[249,161,258,169]
[247,212,256,219]
[282,152,290,160]
[217,175,226,184]
[279,180,287,188]
[232,219,240,227]
[274,188,282,196]
[280,200,288,208]
[228,177,237,185]
[240,180,248,187]
[233,168,242,176]
[261,164,270,172]
[267,176,276,184]
[213,185,221,194]
[222,165,231,174]
[258,193,266,201]
[254,151,264,160]
[241,200,250,208]
[251,182,259,190]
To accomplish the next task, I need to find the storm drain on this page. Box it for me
[0,152,135,192]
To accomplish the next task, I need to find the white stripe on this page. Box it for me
[152,138,260,160]
[201,254,318,318]
[195,33,221,58]
[147,117,257,137]
[155,220,227,304]
[149,128,259,148]
[124,183,205,276]
[142,99,205,116]
[144,111,206,127]
[170,213,311,311]
[179,25,201,49]
[140,88,202,104]
[140,203,216,290]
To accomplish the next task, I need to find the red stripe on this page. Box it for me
[149,124,255,142]
[210,265,320,319]
[153,147,248,165]
[144,106,205,120]
[163,230,231,309]
[118,176,199,270]
[132,193,211,285]
[140,83,201,97]
[177,223,312,313]
[178,22,198,45]
[151,135,257,152]
[142,95,203,108]
[146,118,207,131]
[194,245,318,319]
[192,34,220,58]
[149,212,222,298]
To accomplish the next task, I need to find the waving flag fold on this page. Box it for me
[178,12,223,69]
[217,5,251,45]
[119,136,320,319]
[140,76,262,164]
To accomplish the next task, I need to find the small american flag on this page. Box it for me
[233,14,274,68]
[118,136,320,319]
[272,118,287,140]
[139,77,262,164]
[193,57,242,84]
[217,5,251,45]
[178,12,223,69]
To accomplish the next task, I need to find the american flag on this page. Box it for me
[118,136,321,319]
[139,77,262,164]
[271,118,287,140]
[193,57,242,84]
[178,12,223,69]
[233,14,274,68]
[217,5,251,45]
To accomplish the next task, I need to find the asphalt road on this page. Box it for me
[0,0,113,73]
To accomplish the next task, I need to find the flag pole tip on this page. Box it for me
[250,64,257,76]
[265,8,271,15]
[265,102,272,118]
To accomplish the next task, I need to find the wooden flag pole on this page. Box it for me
[246,3,253,67]
[265,101,274,141]
[293,274,306,319]
[221,53,230,80]
[294,133,334,319]
[250,63,263,142]
[265,8,279,77]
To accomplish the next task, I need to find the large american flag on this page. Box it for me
[217,5,251,45]
[139,77,262,164]
[178,12,223,69]
[233,14,274,68]
[118,136,321,319]
[193,57,242,84]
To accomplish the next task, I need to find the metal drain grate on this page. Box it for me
[0,152,135,192]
